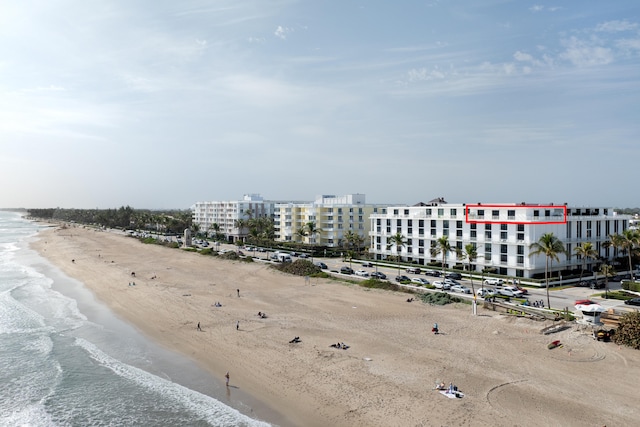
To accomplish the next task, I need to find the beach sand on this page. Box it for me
[32,225,640,427]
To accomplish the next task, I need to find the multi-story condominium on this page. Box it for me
[192,194,273,242]
[369,200,632,279]
[274,194,385,248]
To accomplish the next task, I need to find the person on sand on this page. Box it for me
[237,288,240,297]
[236,321,239,330]
[432,323,439,334]
[225,372,230,386]
[197,322,201,331]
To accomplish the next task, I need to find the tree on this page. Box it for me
[574,242,598,284]
[386,232,407,274]
[431,236,453,277]
[233,219,248,243]
[305,221,322,245]
[295,227,308,243]
[529,233,566,309]
[599,263,614,299]
[605,229,640,280]
[459,243,478,295]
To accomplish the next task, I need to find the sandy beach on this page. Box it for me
[32,224,639,427]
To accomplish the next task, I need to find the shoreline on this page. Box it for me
[31,223,640,427]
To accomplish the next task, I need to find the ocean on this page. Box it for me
[0,211,272,427]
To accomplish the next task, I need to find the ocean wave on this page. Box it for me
[75,338,271,427]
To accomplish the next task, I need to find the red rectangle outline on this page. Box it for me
[465,204,567,225]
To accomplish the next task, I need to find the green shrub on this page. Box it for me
[419,292,462,305]
[274,259,321,276]
[612,311,640,350]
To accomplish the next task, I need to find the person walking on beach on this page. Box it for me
[197,322,201,331]
[225,372,230,386]
[237,288,240,297]
[236,321,239,331]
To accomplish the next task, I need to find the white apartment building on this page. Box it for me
[192,194,273,242]
[369,200,631,279]
[274,194,385,248]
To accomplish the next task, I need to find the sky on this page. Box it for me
[1,1,639,209]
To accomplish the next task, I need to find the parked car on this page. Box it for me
[411,277,430,285]
[298,253,309,259]
[355,270,370,277]
[444,278,460,287]
[361,262,373,267]
[395,275,411,282]
[433,281,451,290]
[315,262,328,269]
[499,286,523,297]
[340,266,354,275]
[451,284,471,294]
[445,272,462,280]
[484,278,504,286]
[624,298,640,306]
[424,270,441,277]
[406,267,421,274]
[477,288,496,298]
[516,286,529,295]
[370,272,387,280]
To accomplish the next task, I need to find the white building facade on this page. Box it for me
[192,194,273,242]
[369,201,631,279]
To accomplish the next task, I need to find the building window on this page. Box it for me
[485,231,492,239]
[485,243,492,252]
[431,229,437,237]
[517,233,524,241]
[501,232,508,240]
[517,256,524,265]
[501,254,508,263]
[517,245,524,255]
[501,224,508,231]
[450,208,457,216]
[508,210,515,219]
[478,210,484,217]
[438,208,444,217]
[456,230,463,238]
[443,229,449,236]
[470,230,477,239]
[456,221,463,229]
[492,210,499,219]
[431,220,436,227]
[443,220,449,229]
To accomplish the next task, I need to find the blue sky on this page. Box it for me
[1,1,639,209]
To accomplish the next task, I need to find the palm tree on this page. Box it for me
[305,221,321,245]
[574,242,598,284]
[233,218,248,243]
[386,232,407,274]
[431,236,453,277]
[459,243,478,295]
[295,227,308,243]
[599,263,614,299]
[529,233,566,309]
[605,229,640,280]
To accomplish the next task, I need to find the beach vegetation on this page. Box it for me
[419,292,462,305]
[612,311,640,350]
[274,259,323,277]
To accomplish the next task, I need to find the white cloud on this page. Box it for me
[529,5,544,12]
[560,37,613,67]
[274,25,293,40]
[406,67,446,82]
[595,20,638,33]
[616,38,640,51]
[514,51,534,62]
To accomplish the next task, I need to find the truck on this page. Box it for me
[275,252,293,263]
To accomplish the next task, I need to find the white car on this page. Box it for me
[433,281,451,290]
[451,284,471,294]
[354,270,370,277]
[477,288,496,298]
[411,277,430,285]
[484,278,504,286]
[499,286,523,297]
